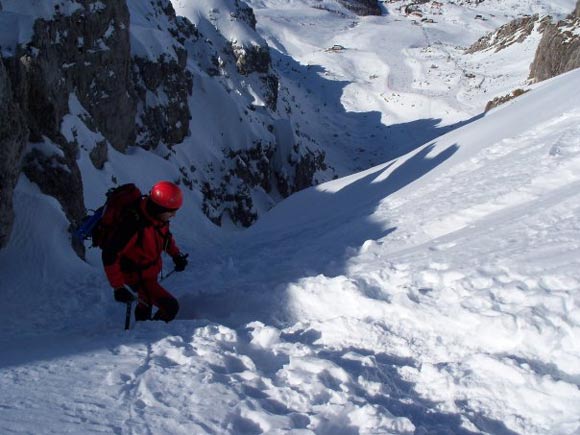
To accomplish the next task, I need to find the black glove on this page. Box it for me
[114,287,135,303]
[173,253,189,272]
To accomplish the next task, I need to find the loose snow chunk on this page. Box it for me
[247,321,281,349]
[348,404,415,434]
[195,323,238,344]
[155,345,193,367]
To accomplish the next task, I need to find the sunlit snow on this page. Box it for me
[1,1,579,434]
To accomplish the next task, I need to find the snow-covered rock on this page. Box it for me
[529,0,580,82]
[1,0,580,433]
[465,14,552,54]
[0,0,330,245]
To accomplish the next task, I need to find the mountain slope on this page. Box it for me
[244,0,577,174]
[1,66,579,434]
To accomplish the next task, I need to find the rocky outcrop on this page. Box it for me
[529,4,580,82]
[1,0,138,254]
[22,148,85,238]
[466,14,551,54]
[12,0,136,151]
[229,43,279,111]
[132,0,195,149]
[201,141,327,227]
[278,144,327,197]
[231,43,271,75]
[223,1,279,111]
[230,0,257,29]
[484,88,528,112]
[133,52,193,149]
[336,0,382,16]
[0,0,329,250]
[202,142,275,227]
[0,57,28,248]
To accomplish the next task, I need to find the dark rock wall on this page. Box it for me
[529,6,580,82]
[1,0,137,254]
[133,53,193,149]
[0,58,28,248]
[336,0,382,16]
[0,0,330,250]
[132,0,195,149]
[15,0,136,151]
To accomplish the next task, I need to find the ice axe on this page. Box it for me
[124,300,133,330]
[160,268,177,282]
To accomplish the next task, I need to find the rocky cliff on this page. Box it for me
[172,0,328,227]
[336,0,381,16]
[0,0,329,250]
[1,0,134,251]
[0,57,28,248]
[529,1,580,82]
[131,0,194,150]
[465,14,551,54]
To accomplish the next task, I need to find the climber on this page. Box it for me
[101,180,188,322]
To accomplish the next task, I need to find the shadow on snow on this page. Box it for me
[267,50,483,173]
[176,127,515,432]
[181,142,459,326]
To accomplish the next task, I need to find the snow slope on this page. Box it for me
[1,53,580,435]
[246,0,577,172]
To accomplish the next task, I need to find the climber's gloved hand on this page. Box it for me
[114,286,136,303]
[173,253,189,272]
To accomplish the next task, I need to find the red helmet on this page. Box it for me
[150,181,183,210]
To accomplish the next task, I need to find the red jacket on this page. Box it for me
[102,198,181,288]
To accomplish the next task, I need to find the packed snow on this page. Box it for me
[1,0,580,434]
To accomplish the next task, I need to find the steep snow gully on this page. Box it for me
[1,67,580,434]
[1,0,580,433]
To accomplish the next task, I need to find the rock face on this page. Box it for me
[336,0,382,16]
[466,14,551,54]
[529,3,580,82]
[200,141,327,227]
[0,0,330,251]
[132,0,195,149]
[1,0,137,255]
[172,0,328,227]
[0,58,28,248]
[14,0,136,151]
[225,2,279,111]
[133,53,193,149]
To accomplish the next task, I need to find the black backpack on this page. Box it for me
[73,184,143,248]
